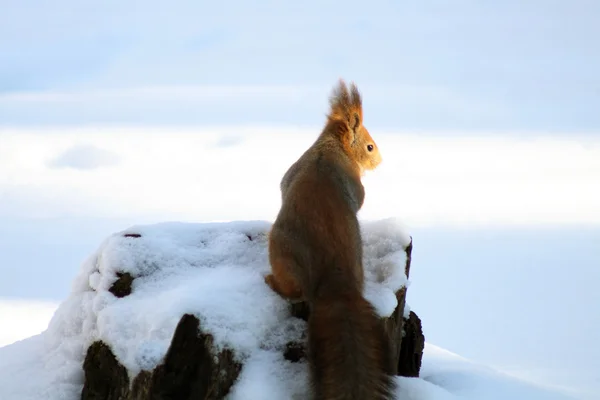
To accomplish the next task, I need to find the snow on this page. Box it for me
[0,217,582,399]
[0,218,412,399]
[416,345,579,400]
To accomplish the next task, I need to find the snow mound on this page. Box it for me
[0,218,410,400]
[417,345,579,400]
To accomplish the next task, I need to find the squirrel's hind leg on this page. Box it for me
[266,228,304,302]
[265,253,303,301]
[264,269,303,302]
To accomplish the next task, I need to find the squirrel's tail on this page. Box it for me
[308,292,395,400]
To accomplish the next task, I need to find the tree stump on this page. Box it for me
[81,234,424,399]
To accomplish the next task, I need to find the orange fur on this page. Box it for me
[265,80,393,399]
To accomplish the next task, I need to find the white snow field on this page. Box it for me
[0,219,578,399]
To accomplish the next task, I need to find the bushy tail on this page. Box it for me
[308,293,395,400]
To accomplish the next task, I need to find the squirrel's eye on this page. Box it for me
[367,144,374,152]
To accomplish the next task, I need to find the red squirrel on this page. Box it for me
[265,80,394,399]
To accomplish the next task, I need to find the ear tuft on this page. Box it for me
[328,79,363,128]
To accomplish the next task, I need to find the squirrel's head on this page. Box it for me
[326,79,382,174]
[352,123,382,174]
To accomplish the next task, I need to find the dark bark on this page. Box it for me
[109,272,134,298]
[81,315,241,400]
[397,311,425,378]
[81,342,129,400]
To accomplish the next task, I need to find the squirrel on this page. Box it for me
[265,80,395,399]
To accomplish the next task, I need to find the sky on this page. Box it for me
[1,1,599,398]
[0,0,599,131]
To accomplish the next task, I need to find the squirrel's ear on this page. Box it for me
[336,112,360,145]
[352,112,361,131]
[350,112,360,144]
[327,79,363,144]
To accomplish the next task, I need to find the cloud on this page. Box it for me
[47,144,120,170]
[212,135,245,148]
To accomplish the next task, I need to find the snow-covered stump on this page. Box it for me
[75,219,421,399]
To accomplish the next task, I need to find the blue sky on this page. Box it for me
[1,0,598,131]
